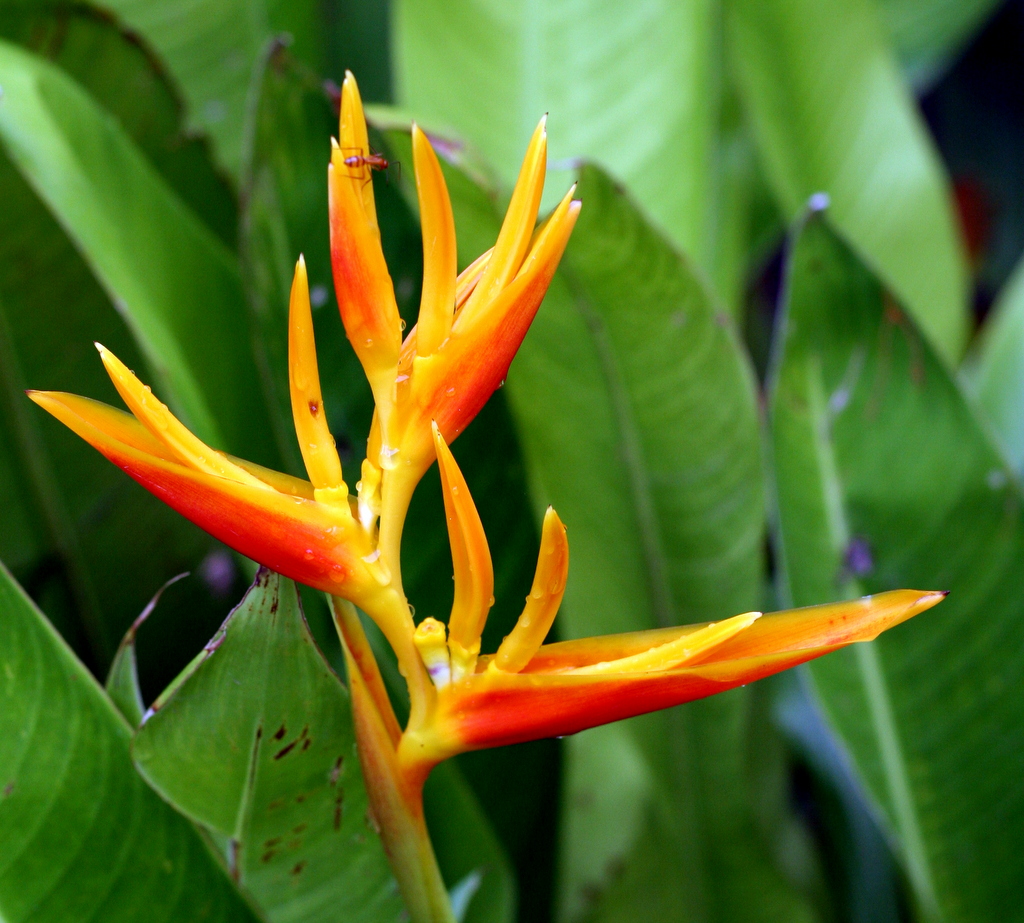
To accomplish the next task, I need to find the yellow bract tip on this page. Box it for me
[337,70,377,233]
[97,347,266,488]
[461,116,548,318]
[288,257,346,498]
[413,125,457,358]
[432,423,493,681]
[570,611,762,676]
[491,507,569,673]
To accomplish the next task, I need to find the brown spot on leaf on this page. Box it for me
[292,823,307,835]
[329,756,344,786]
[264,837,282,849]
[273,725,287,741]
[301,738,312,751]
[295,793,306,803]
[2,782,13,798]
[261,850,277,863]
[333,792,344,831]
[292,860,307,876]
[274,740,298,760]
[268,797,286,811]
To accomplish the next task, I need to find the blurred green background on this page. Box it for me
[2,0,1024,921]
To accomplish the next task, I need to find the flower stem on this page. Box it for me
[333,600,455,923]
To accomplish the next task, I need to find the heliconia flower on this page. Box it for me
[26,69,945,923]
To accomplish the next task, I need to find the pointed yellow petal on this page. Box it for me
[338,70,378,236]
[28,390,316,499]
[516,183,578,280]
[567,611,762,676]
[492,508,568,673]
[288,256,346,498]
[412,125,457,357]
[432,423,493,681]
[461,116,547,317]
[95,345,267,488]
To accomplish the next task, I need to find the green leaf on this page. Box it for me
[875,0,1001,88]
[392,0,719,267]
[0,39,278,465]
[100,0,326,177]
[727,0,969,364]
[768,211,1024,919]
[133,569,404,923]
[101,0,393,178]
[0,3,237,247]
[963,252,1024,474]
[0,559,261,923]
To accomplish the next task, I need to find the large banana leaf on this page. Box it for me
[0,561,261,923]
[0,3,236,247]
[0,39,277,465]
[769,211,1024,920]
[727,0,969,364]
[392,0,719,270]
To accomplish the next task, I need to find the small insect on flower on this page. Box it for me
[342,148,400,186]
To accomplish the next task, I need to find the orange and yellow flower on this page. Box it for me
[28,71,945,923]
